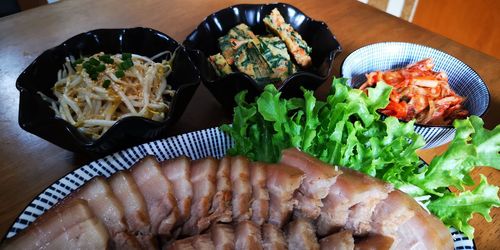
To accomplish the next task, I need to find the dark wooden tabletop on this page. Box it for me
[0,0,498,248]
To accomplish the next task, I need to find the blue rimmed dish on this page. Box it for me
[341,42,490,148]
[2,127,476,249]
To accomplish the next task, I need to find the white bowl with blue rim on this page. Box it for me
[341,42,490,148]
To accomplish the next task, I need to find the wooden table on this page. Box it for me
[0,0,498,248]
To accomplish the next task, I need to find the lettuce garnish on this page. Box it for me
[221,78,499,238]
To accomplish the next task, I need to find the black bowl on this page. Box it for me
[17,27,200,156]
[183,3,341,109]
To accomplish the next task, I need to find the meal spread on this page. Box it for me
[6,4,499,250]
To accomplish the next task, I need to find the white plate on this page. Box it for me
[4,127,475,249]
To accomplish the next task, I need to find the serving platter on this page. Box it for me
[4,127,475,249]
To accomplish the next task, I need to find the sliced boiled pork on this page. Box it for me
[161,156,193,223]
[317,168,392,236]
[377,190,454,250]
[266,163,305,227]
[2,199,110,250]
[354,234,394,250]
[183,157,218,235]
[250,162,270,225]
[131,156,180,238]
[280,148,341,220]
[204,157,233,225]
[210,223,235,250]
[235,220,263,250]
[262,223,287,250]
[109,171,157,249]
[285,218,319,250]
[230,156,252,222]
[319,230,354,250]
[67,176,140,249]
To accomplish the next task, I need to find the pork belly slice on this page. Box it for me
[377,190,453,250]
[266,163,304,227]
[183,157,218,235]
[167,234,215,250]
[280,148,341,219]
[285,218,319,250]
[36,199,97,247]
[250,162,270,225]
[2,199,109,249]
[167,237,195,250]
[131,155,180,238]
[67,176,140,249]
[205,157,233,224]
[161,156,193,223]
[192,234,216,250]
[235,220,263,250]
[230,156,252,222]
[344,169,393,235]
[369,190,415,238]
[317,168,392,236]
[319,230,354,250]
[354,234,393,250]
[48,217,110,250]
[210,223,235,250]
[392,216,453,250]
[109,171,156,249]
[262,223,287,250]
[280,148,341,199]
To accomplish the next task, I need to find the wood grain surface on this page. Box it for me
[0,0,498,248]
[413,0,500,59]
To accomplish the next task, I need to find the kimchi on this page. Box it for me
[359,58,469,125]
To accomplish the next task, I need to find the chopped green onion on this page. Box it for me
[88,57,100,66]
[72,58,84,67]
[115,70,125,78]
[89,72,99,81]
[98,54,114,64]
[102,79,111,88]
[95,64,106,72]
[119,60,134,70]
[121,53,132,60]
[82,61,92,70]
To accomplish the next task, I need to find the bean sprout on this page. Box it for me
[39,50,176,139]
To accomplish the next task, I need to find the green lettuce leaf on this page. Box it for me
[220,90,258,159]
[409,116,500,194]
[428,175,500,239]
[221,77,500,238]
[470,116,500,169]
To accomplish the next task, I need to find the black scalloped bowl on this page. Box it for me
[183,3,341,109]
[17,28,200,156]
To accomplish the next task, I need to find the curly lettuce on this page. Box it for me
[221,78,499,238]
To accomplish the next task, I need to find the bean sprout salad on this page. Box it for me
[39,50,176,139]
